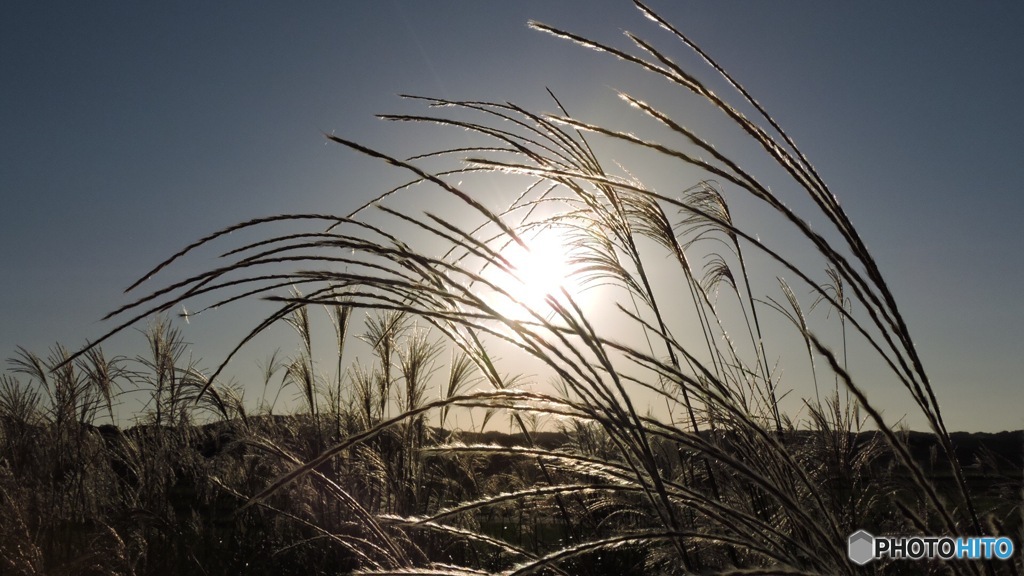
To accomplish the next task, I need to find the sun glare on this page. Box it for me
[486,227,588,322]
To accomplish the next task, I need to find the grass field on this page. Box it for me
[2,2,1021,574]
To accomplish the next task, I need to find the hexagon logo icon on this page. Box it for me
[848,530,875,565]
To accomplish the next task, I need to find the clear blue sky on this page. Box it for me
[2,2,1021,432]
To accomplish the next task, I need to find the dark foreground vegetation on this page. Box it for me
[1,319,1020,575]
[4,2,1021,574]
[1,394,1021,575]
[2,375,1022,576]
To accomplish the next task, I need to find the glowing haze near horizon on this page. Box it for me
[2,2,1022,432]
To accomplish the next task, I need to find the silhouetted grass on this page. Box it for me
[2,2,1020,575]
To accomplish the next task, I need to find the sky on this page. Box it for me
[2,2,1022,432]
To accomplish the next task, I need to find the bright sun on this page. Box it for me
[486,227,588,322]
